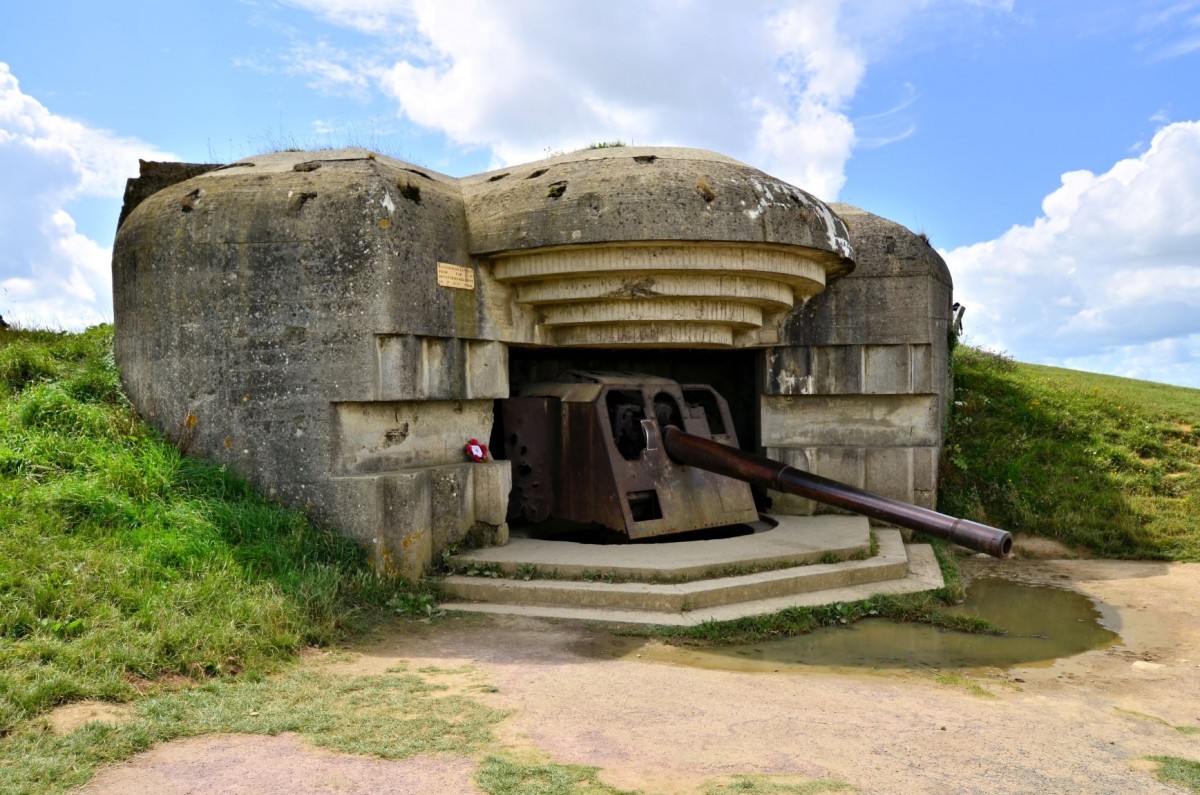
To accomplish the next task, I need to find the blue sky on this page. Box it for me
[2,0,1199,386]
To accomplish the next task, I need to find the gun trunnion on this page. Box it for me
[499,371,1012,558]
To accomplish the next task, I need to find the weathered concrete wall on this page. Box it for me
[118,160,221,228]
[463,148,854,257]
[113,146,952,577]
[113,150,510,579]
[762,204,953,512]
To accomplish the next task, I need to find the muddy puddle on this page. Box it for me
[577,577,1120,672]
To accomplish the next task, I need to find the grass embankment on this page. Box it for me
[940,346,1200,560]
[0,326,407,734]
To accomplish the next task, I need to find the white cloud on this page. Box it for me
[1138,0,1200,60]
[1058,335,1200,389]
[238,41,377,100]
[0,62,173,329]
[288,43,375,97]
[944,121,1200,388]
[282,0,415,36]
[280,0,1001,200]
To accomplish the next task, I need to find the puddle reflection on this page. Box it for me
[577,578,1120,672]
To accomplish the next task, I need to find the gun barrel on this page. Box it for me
[661,427,1012,558]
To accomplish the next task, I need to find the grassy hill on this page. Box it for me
[0,326,408,734]
[938,346,1200,560]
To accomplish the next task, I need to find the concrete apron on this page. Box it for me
[438,515,944,626]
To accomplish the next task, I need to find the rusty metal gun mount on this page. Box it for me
[499,371,1012,557]
[501,371,760,539]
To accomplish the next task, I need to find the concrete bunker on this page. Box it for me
[113,146,959,580]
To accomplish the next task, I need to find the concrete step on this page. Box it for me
[439,543,943,626]
[441,529,916,614]
[449,514,871,582]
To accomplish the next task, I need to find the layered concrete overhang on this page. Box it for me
[460,147,853,347]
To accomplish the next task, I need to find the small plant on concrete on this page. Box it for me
[461,563,504,578]
[580,569,621,584]
[514,563,540,581]
[387,588,442,617]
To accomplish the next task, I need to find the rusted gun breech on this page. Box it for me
[661,426,1012,558]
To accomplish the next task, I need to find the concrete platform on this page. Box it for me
[443,528,909,611]
[448,514,871,581]
[438,517,946,625]
[441,542,944,626]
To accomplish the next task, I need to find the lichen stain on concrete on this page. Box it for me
[375,424,410,450]
[452,284,479,339]
[179,188,203,212]
[605,277,659,299]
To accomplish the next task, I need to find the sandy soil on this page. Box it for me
[75,559,1200,794]
[76,734,482,795]
[47,702,134,735]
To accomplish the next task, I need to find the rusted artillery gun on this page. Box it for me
[499,371,1011,558]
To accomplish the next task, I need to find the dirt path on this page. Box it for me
[78,559,1200,794]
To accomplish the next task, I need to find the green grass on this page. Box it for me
[702,776,852,795]
[476,754,637,795]
[477,763,852,795]
[0,326,407,733]
[1147,756,1200,792]
[0,666,504,794]
[1114,707,1200,734]
[939,346,1200,559]
[931,672,996,698]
